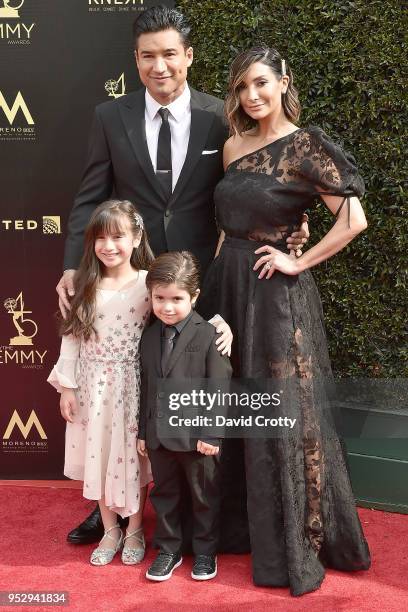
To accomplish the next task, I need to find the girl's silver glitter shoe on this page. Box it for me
[90,524,123,566]
[121,527,145,565]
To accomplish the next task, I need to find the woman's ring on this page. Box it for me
[265,262,271,270]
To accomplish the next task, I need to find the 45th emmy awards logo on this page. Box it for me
[1,292,47,366]
[105,73,126,99]
[0,0,24,19]
[4,292,38,346]
[0,1,35,44]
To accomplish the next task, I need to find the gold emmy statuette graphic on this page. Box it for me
[105,73,126,99]
[42,216,61,234]
[0,0,24,19]
[3,410,47,440]
[4,291,38,346]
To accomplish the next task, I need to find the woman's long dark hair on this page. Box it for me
[60,200,154,340]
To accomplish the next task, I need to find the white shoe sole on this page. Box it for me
[146,558,182,581]
[191,563,217,580]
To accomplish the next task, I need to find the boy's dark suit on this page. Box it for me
[139,311,232,555]
[64,87,227,275]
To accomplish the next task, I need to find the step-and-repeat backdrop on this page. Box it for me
[0,0,173,478]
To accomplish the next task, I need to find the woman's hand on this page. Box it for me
[253,246,301,279]
[60,389,78,423]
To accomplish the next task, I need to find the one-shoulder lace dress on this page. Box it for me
[200,127,371,595]
[48,272,152,518]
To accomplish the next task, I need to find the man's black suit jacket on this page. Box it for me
[138,311,232,452]
[64,87,228,274]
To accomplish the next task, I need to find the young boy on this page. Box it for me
[137,251,232,581]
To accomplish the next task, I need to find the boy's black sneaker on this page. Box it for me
[146,551,182,581]
[191,555,217,580]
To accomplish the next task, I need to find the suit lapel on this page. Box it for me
[169,88,217,205]
[118,89,167,205]
[163,312,201,377]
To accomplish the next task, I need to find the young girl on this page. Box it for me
[48,199,154,566]
[137,251,232,582]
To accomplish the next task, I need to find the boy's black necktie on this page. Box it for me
[161,325,176,375]
[156,107,172,201]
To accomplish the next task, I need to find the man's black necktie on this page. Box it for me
[161,325,176,375]
[156,107,172,201]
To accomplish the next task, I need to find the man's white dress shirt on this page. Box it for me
[144,85,191,192]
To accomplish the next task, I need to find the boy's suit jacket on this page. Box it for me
[63,87,228,275]
[138,310,232,451]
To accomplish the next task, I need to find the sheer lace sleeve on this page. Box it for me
[296,127,365,224]
[47,334,80,393]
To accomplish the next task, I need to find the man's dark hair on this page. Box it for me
[133,5,191,49]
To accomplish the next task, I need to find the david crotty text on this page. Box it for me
[168,415,297,429]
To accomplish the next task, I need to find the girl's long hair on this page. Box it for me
[60,199,154,340]
[225,45,301,136]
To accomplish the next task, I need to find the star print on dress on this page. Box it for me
[49,271,153,518]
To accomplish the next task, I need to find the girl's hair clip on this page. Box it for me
[133,213,144,229]
[281,59,286,77]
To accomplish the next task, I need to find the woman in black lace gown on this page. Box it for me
[201,46,371,595]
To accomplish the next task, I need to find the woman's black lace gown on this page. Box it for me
[200,127,371,596]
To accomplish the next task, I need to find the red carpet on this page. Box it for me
[0,484,407,611]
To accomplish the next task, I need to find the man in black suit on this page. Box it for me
[56,6,307,543]
[57,7,227,316]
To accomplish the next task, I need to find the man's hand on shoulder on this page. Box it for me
[208,314,232,356]
[56,269,76,319]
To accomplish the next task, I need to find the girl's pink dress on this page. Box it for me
[48,272,152,518]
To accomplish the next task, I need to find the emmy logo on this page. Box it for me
[105,73,126,99]
[4,292,38,346]
[0,0,24,19]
